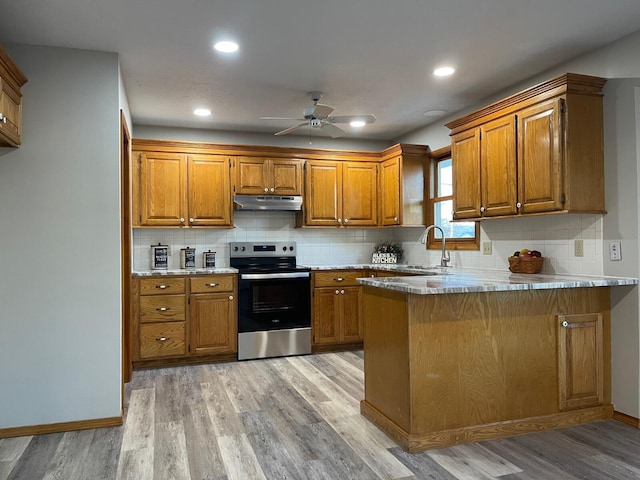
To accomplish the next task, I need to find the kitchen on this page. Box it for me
[2,1,640,478]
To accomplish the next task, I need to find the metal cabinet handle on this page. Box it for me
[333,277,344,282]
[394,216,398,222]
[344,218,349,223]
[562,320,569,328]
[156,307,170,312]
[0,113,6,123]
[270,187,275,193]
[516,202,522,209]
[335,290,340,294]
[180,217,185,223]
[189,218,194,223]
[156,285,170,289]
[155,337,170,342]
[337,218,342,224]
[340,289,345,294]
[480,206,485,213]
[229,295,234,300]
[264,187,269,193]
[205,283,219,287]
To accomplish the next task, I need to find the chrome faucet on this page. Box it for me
[420,225,451,267]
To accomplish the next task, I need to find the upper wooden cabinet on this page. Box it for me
[0,45,28,147]
[132,149,232,227]
[303,160,378,227]
[234,157,303,195]
[447,73,606,220]
[379,144,428,226]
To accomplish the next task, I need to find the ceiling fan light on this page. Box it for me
[213,41,239,53]
[350,120,366,127]
[194,108,212,116]
[433,66,455,77]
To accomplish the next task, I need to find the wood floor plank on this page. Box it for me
[154,374,183,424]
[215,364,262,414]
[42,429,94,480]
[201,381,244,437]
[75,425,123,480]
[427,443,523,479]
[116,446,154,480]
[389,447,459,480]
[182,401,227,480]
[6,434,63,480]
[121,388,155,451]
[217,434,267,480]
[153,421,191,480]
[0,437,32,462]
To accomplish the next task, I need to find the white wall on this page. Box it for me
[0,45,122,428]
[398,30,640,417]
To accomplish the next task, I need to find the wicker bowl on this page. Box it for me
[508,256,543,274]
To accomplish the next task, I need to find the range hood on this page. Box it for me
[233,194,303,211]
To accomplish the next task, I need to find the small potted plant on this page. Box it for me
[372,242,404,264]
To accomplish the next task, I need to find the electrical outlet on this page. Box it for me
[482,241,492,255]
[574,239,584,257]
[609,241,622,261]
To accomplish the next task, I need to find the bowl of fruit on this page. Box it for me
[508,249,543,274]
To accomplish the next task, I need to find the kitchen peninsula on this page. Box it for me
[357,269,637,452]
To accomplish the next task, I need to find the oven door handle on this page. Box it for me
[240,271,310,280]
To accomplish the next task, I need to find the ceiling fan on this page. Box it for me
[260,91,376,138]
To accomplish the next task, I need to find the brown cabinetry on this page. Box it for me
[234,157,303,195]
[133,151,232,227]
[0,45,27,147]
[557,312,604,411]
[448,73,606,220]
[312,270,364,350]
[189,275,237,356]
[131,274,238,366]
[303,161,377,227]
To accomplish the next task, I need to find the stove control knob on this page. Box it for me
[234,246,239,251]
[241,246,246,251]
[289,246,294,251]
[282,246,287,251]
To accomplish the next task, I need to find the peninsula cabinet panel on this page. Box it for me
[557,312,604,411]
[190,293,237,355]
[138,152,187,226]
[188,154,232,226]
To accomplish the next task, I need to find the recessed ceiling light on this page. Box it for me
[194,108,212,117]
[423,109,447,117]
[213,41,239,53]
[350,120,366,128]
[433,66,455,77]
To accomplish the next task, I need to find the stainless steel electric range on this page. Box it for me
[230,242,311,360]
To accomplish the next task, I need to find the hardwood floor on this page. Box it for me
[2,350,640,479]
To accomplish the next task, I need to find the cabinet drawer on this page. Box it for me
[139,322,186,359]
[139,295,186,323]
[313,270,363,287]
[190,274,235,293]
[139,277,185,295]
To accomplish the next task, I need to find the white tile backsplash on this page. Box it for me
[133,212,604,275]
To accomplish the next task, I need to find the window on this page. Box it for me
[427,146,479,250]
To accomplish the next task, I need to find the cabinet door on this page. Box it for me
[380,156,401,226]
[481,116,518,216]
[518,99,563,214]
[188,154,232,226]
[452,128,482,219]
[340,287,363,342]
[557,313,603,411]
[271,159,303,195]
[0,79,21,146]
[304,161,342,226]
[139,152,187,226]
[342,162,378,226]
[235,157,268,194]
[190,293,237,355]
[312,288,341,344]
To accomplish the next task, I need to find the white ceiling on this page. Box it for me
[2,0,640,141]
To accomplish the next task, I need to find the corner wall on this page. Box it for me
[0,45,122,428]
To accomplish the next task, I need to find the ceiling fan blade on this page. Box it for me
[328,114,376,124]
[260,116,305,121]
[311,104,334,118]
[319,123,345,138]
[274,122,308,136]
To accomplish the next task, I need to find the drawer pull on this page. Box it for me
[156,285,170,289]
[156,307,170,312]
[333,277,344,282]
[155,337,170,342]
[205,283,219,287]
[562,320,569,328]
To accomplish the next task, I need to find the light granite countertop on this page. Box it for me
[132,267,238,277]
[355,267,638,295]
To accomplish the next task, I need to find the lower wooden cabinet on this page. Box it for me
[131,274,237,366]
[311,270,364,351]
[557,312,604,411]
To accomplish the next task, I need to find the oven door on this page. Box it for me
[237,271,311,333]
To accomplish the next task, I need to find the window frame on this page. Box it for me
[427,146,479,251]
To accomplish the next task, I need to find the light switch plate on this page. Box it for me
[482,241,492,255]
[609,241,622,261]
[574,239,584,257]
